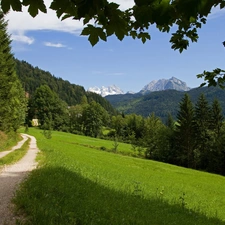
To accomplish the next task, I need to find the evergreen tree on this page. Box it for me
[194,94,211,170]
[175,94,195,168]
[143,113,165,159]
[207,99,225,174]
[210,99,224,136]
[0,12,26,132]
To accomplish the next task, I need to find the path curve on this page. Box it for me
[0,134,28,159]
[0,134,39,225]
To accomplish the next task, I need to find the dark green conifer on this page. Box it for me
[175,94,195,168]
[0,12,26,131]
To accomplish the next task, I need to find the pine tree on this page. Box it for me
[194,94,211,170]
[207,99,225,174]
[0,12,26,132]
[210,99,224,136]
[175,94,195,168]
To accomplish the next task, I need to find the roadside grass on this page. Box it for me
[0,138,30,166]
[0,131,22,152]
[14,128,225,224]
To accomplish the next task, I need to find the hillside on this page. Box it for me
[13,128,225,224]
[15,59,117,115]
[106,86,225,122]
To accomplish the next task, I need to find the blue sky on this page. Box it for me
[6,1,225,93]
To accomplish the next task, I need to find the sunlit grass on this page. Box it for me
[14,128,225,225]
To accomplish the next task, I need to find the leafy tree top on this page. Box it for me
[2,1,225,87]
[1,0,223,50]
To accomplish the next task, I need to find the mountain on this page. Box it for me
[140,77,191,94]
[105,86,225,122]
[15,59,117,115]
[88,85,124,97]
[88,77,190,97]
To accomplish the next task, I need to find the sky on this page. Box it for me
[5,0,225,93]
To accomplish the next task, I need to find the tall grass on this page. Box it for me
[14,128,225,225]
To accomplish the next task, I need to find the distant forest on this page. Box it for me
[106,86,225,122]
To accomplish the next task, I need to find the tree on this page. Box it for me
[210,99,224,137]
[142,113,165,159]
[82,101,108,137]
[207,99,225,174]
[0,12,27,132]
[29,85,69,131]
[69,104,84,134]
[175,94,195,168]
[194,94,211,170]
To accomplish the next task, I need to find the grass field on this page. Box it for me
[14,128,225,225]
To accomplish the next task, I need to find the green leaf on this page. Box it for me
[96,28,106,41]
[1,0,22,13]
[199,82,206,87]
[23,0,47,17]
[1,0,11,13]
[81,27,91,36]
[88,33,99,46]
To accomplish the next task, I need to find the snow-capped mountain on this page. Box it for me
[88,85,124,97]
[140,77,191,94]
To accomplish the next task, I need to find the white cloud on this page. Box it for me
[44,42,66,48]
[5,0,83,34]
[11,33,34,44]
[5,0,134,35]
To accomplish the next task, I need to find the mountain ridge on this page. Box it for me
[88,77,191,97]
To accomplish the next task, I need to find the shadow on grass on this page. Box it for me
[13,166,225,225]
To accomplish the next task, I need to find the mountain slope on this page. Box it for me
[15,59,117,115]
[106,86,225,122]
[140,77,191,94]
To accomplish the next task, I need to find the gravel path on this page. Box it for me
[0,134,39,225]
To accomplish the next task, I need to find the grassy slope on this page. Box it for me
[14,128,225,225]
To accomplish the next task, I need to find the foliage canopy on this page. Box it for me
[2,0,225,86]
[1,0,223,49]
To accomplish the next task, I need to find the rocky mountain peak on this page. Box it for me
[88,85,124,97]
[140,77,190,94]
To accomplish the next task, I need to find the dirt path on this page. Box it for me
[0,134,39,225]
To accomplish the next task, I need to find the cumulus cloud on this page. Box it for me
[5,0,83,34]
[11,33,34,44]
[44,42,66,48]
[6,0,134,35]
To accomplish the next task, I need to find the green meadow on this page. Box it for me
[14,128,225,225]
